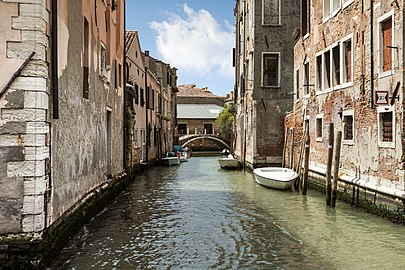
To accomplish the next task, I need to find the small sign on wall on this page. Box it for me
[375,90,389,105]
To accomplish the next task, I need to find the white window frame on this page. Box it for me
[378,10,395,78]
[377,106,395,148]
[342,0,354,9]
[262,0,281,26]
[316,114,323,142]
[315,33,354,95]
[323,0,354,22]
[340,33,354,88]
[303,60,310,97]
[342,109,354,145]
[261,52,281,87]
[315,52,323,94]
[323,48,331,91]
[331,42,341,89]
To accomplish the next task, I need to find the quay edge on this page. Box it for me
[0,170,137,269]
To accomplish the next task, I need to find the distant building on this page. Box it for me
[125,32,178,163]
[177,84,227,151]
[234,0,300,168]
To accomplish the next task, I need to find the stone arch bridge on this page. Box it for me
[179,134,230,150]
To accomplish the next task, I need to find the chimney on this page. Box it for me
[145,50,149,56]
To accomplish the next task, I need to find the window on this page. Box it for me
[315,54,323,91]
[379,14,393,74]
[295,68,300,100]
[342,38,352,84]
[100,43,106,76]
[262,53,280,87]
[323,50,331,89]
[134,84,139,105]
[140,87,145,107]
[304,61,310,96]
[332,45,340,87]
[134,129,138,146]
[323,0,330,19]
[178,124,187,135]
[316,115,323,141]
[263,0,280,25]
[83,17,90,99]
[378,106,395,147]
[342,110,354,143]
[301,0,310,36]
[204,124,213,134]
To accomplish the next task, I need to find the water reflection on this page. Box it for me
[52,157,405,269]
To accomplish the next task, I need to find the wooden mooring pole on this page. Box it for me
[331,131,342,207]
[289,128,294,169]
[326,123,334,205]
[302,127,310,195]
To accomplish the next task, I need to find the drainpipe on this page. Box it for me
[370,0,374,109]
[51,0,59,119]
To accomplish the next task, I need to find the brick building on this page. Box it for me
[177,84,227,151]
[234,0,300,168]
[287,0,405,207]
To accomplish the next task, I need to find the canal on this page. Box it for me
[51,156,405,269]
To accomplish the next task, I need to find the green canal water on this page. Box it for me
[51,157,405,269]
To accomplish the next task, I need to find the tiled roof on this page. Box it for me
[177,84,225,98]
[177,104,224,119]
[125,30,138,55]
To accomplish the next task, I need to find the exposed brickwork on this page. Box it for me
[289,0,405,194]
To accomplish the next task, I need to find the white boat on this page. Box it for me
[253,167,298,190]
[180,151,189,162]
[161,156,180,166]
[218,155,241,169]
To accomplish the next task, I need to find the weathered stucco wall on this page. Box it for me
[234,0,299,167]
[49,0,125,223]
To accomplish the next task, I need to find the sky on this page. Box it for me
[126,1,236,96]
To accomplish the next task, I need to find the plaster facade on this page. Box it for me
[234,0,300,168]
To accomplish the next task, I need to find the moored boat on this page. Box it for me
[253,167,298,190]
[218,154,241,169]
[161,156,180,166]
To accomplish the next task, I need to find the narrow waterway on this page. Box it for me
[51,156,405,269]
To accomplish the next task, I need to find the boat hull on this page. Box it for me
[161,157,180,166]
[218,158,240,169]
[253,167,298,190]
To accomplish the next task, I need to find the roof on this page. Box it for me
[177,104,224,119]
[125,30,138,55]
[178,84,225,98]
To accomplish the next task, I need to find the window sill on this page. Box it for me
[378,70,394,79]
[342,140,354,146]
[378,141,395,148]
[316,137,323,142]
[262,24,282,27]
[303,33,310,41]
[262,85,281,89]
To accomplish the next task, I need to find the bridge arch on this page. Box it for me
[181,135,230,150]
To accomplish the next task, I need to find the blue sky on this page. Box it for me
[126,1,236,96]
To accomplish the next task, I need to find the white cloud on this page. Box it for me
[149,4,234,78]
